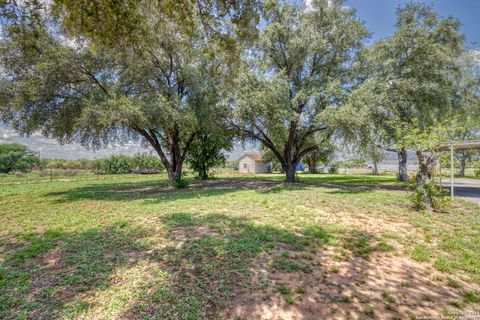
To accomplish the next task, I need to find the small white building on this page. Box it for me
[238,153,271,174]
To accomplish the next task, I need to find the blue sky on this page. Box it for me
[1,0,479,159]
[347,0,480,48]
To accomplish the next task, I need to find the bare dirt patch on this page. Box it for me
[227,248,467,320]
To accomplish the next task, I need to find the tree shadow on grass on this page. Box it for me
[0,213,466,319]
[121,213,464,319]
[46,177,406,204]
[0,222,156,319]
[46,178,287,204]
[120,212,336,319]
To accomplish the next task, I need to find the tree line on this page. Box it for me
[1,0,479,209]
[0,144,165,174]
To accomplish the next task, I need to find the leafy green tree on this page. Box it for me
[358,135,385,175]
[0,0,260,185]
[0,143,39,173]
[399,121,452,211]
[230,0,368,182]
[186,84,233,179]
[451,55,480,176]
[305,140,335,174]
[187,132,232,180]
[349,3,465,182]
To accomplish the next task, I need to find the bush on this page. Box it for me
[99,155,133,174]
[0,143,39,173]
[411,181,451,212]
[328,163,339,174]
[38,153,163,174]
[130,152,163,171]
[99,153,164,174]
[173,178,189,189]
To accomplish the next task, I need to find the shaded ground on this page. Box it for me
[0,173,479,319]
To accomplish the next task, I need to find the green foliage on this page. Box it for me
[328,163,339,174]
[0,143,39,173]
[186,91,233,180]
[40,153,164,174]
[341,159,367,169]
[305,141,336,173]
[99,153,163,174]
[346,2,468,185]
[0,0,257,184]
[411,181,451,212]
[100,155,133,174]
[129,153,164,172]
[231,0,368,182]
[463,291,480,304]
[173,178,189,189]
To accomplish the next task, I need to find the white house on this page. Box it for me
[238,153,271,174]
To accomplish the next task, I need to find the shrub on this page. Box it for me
[99,155,133,174]
[411,181,451,212]
[0,143,39,173]
[328,162,339,174]
[130,152,164,171]
[173,178,189,189]
[39,153,163,174]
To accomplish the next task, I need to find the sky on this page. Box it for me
[1,0,479,160]
[347,0,480,48]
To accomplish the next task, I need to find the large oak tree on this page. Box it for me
[0,0,260,184]
[348,3,465,182]
[229,0,368,182]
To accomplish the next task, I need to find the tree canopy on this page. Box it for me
[0,0,261,184]
[348,3,466,182]
[229,0,368,182]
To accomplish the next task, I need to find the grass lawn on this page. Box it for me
[0,173,479,319]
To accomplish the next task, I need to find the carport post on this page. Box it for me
[450,144,454,201]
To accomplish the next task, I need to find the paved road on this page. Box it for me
[440,178,480,205]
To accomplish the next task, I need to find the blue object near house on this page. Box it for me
[296,163,304,172]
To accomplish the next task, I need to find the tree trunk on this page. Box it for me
[306,153,318,174]
[285,162,297,183]
[459,153,466,177]
[415,152,437,210]
[308,159,317,174]
[198,163,208,180]
[135,128,196,187]
[166,164,183,185]
[397,148,408,182]
[373,161,379,175]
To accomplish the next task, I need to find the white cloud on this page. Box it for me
[0,125,260,161]
[0,124,146,159]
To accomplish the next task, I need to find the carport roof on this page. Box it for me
[436,140,480,152]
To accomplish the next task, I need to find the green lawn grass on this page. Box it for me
[0,173,479,319]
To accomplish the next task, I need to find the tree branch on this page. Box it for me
[295,145,319,163]
[81,67,109,95]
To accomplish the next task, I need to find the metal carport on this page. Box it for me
[436,141,480,200]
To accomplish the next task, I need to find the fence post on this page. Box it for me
[450,144,454,201]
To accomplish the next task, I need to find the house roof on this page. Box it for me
[238,153,265,162]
